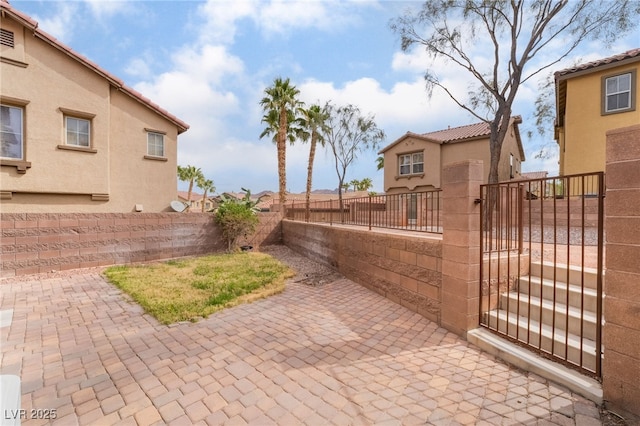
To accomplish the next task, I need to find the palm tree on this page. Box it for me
[358,177,373,192]
[297,103,330,221]
[349,179,361,192]
[177,165,202,211]
[376,156,384,171]
[196,175,215,212]
[259,77,302,212]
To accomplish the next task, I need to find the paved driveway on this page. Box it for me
[1,264,602,425]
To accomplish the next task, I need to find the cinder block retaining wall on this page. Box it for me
[0,212,282,277]
[603,124,640,417]
[283,220,443,323]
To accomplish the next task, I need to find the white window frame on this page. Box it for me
[0,104,24,160]
[603,71,636,114]
[65,116,91,147]
[399,151,424,176]
[147,132,165,157]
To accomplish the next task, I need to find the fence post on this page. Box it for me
[440,160,483,338]
[518,184,524,254]
[368,195,372,231]
[330,199,333,226]
[603,124,640,417]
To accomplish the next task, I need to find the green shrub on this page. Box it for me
[214,188,262,251]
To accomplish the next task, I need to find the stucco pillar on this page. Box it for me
[603,124,640,418]
[440,159,483,337]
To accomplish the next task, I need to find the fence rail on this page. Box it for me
[285,190,442,233]
[479,172,605,377]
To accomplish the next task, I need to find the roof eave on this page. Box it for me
[378,132,441,154]
[2,2,190,135]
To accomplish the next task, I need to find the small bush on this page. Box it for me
[214,188,262,251]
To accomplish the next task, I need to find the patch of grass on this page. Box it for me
[103,252,294,325]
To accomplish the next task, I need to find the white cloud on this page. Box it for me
[84,0,130,19]
[258,0,363,36]
[125,56,153,80]
[196,0,258,45]
[196,0,377,45]
[31,2,79,43]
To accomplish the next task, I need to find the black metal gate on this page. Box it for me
[478,172,605,378]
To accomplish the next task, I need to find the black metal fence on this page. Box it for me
[479,172,605,377]
[285,190,442,233]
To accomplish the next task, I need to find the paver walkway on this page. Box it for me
[1,265,603,425]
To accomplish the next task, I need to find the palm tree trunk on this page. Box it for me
[201,189,208,212]
[305,134,317,222]
[278,106,287,212]
[187,181,194,212]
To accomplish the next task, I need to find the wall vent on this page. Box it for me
[0,29,14,48]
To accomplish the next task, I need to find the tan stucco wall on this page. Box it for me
[383,121,523,194]
[108,88,178,212]
[559,63,640,176]
[0,14,182,213]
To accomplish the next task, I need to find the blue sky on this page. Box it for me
[12,0,639,194]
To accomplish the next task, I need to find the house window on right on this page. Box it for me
[602,70,636,114]
[399,152,424,176]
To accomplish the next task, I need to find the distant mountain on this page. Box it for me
[254,190,275,198]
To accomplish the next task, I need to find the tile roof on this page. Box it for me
[0,0,189,134]
[555,48,640,78]
[520,171,549,180]
[420,121,491,143]
[177,191,205,201]
[379,116,523,157]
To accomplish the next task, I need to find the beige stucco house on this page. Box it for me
[0,1,189,213]
[379,117,525,195]
[555,48,640,176]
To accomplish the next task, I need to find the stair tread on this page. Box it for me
[519,275,599,296]
[488,309,597,352]
[502,291,598,322]
[531,260,600,275]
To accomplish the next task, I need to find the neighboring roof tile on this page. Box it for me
[420,121,491,143]
[177,191,204,201]
[379,116,523,155]
[520,171,549,180]
[555,48,640,78]
[1,0,189,134]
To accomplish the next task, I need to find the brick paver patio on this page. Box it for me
[1,266,602,425]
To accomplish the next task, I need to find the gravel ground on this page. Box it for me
[260,244,342,286]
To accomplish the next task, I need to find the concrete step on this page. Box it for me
[467,328,603,404]
[499,291,598,340]
[529,261,600,290]
[483,309,598,372]
[517,275,599,313]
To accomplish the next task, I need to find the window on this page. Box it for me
[510,153,514,179]
[399,152,424,176]
[65,116,91,147]
[1,104,23,160]
[147,132,164,157]
[603,71,635,114]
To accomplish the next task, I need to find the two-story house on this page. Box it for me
[555,48,640,176]
[0,0,189,213]
[379,116,525,195]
